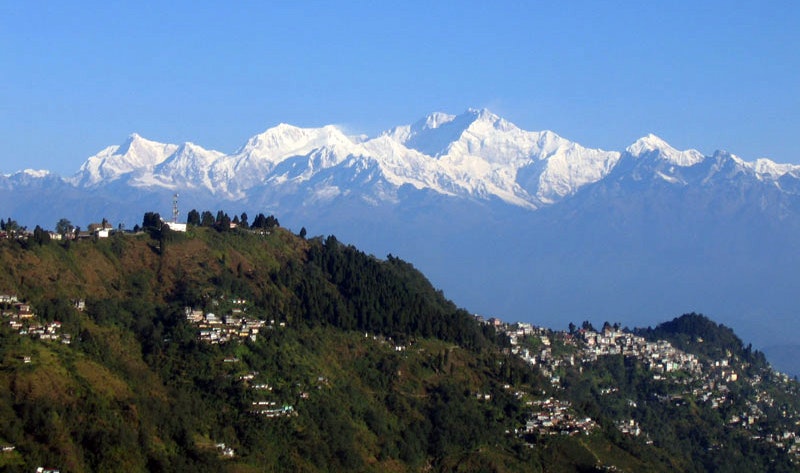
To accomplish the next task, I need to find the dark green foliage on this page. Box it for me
[142,212,161,230]
[32,226,50,245]
[0,226,514,471]
[0,224,797,472]
[200,210,215,227]
[297,239,493,350]
[635,312,768,368]
[214,210,231,231]
[1,217,21,234]
[55,218,73,237]
[251,213,279,229]
[187,209,201,226]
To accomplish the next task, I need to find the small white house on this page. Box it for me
[165,222,187,232]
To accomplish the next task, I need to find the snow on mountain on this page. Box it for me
[386,111,469,157]
[231,123,357,164]
[6,110,800,377]
[19,169,52,179]
[72,133,180,187]
[195,109,621,208]
[359,135,461,196]
[749,157,800,180]
[209,124,360,197]
[0,169,64,189]
[621,134,800,190]
[38,109,798,211]
[136,143,226,190]
[626,134,705,167]
[384,108,620,205]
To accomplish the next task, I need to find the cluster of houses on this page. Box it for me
[184,301,272,344]
[523,397,598,437]
[579,329,702,375]
[363,332,412,353]
[765,431,800,457]
[490,317,800,459]
[250,401,295,418]
[1,294,71,345]
[505,322,701,379]
[186,295,302,420]
[185,296,311,422]
[236,371,296,418]
[725,375,800,458]
[0,221,118,241]
[616,418,645,439]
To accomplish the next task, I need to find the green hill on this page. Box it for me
[0,223,798,472]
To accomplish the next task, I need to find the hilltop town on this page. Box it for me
[486,317,800,459]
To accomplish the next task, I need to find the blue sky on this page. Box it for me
[2,1,798,175]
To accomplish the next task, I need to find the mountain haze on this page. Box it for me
[3,109,800,373]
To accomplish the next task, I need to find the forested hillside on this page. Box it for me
[0,220,798,472]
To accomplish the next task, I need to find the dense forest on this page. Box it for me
[0,214,798,472]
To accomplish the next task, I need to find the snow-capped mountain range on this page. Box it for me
[4,109,800,375]
[22,108,791,212]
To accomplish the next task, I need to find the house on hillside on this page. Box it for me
[15,303,34,318]
[88,222,114,238]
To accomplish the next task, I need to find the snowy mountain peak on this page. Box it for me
[627,134,705,167]
[51,109,800,213]
[420,112,456,130]
[466,107,498,121]
[72,134,180,186]
[167,142,224,165]
[461,108,517,134]
[21,169,52,178]
[751,157,800,179]
[629,133,670,151]
[384,108,519,158]
[116,132,168,154]
[234,123,354,163]
[385,112,468,157]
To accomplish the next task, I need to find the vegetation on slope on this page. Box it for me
[0,220,797,472]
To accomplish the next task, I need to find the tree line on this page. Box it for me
[143,209,282,233]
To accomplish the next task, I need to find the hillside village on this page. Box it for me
[4,281,800,464]
[182,298,298,422]
[0,294,72,347]
[184,299,269,345]
[2,223,800,470]
[490,319,800,459]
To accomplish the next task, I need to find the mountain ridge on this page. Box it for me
[3,109,800,376]
[12,108,798,211]
[6,109,800,209]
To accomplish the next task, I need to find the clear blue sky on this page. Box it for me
[2,1,798,175]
